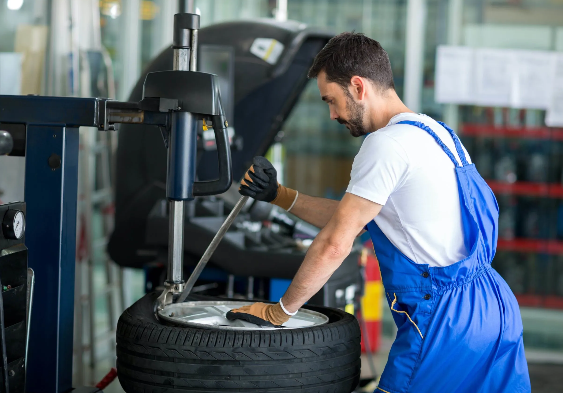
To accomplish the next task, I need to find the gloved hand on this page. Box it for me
[226,302,291,327]
[239,156,298,211]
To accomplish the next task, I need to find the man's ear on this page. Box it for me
[350,76,367,100]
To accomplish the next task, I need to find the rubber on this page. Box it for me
[116,292,361,392]
[225,310,277,327]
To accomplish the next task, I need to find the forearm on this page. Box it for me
[281,229,352,312]
[288,193,340,229]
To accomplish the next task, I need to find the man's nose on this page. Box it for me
[329,109,338,120]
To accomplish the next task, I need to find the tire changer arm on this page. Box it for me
[100,14,233,309]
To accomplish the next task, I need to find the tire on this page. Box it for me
[116,292,361,393]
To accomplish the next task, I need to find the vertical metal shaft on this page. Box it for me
[190,29,198,70]
[174,48,189,71]
[167,200,185,283]
[166,26,195,285]
[156,13,200,309]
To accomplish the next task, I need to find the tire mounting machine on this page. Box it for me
[0,13,233,392]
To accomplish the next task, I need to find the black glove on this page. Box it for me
[239,156,279,202]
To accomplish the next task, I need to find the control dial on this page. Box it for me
[2,210,25,240]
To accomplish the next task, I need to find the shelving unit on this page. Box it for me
[462,124,563,141]
[487,181,563,199]
[460,122,563,310]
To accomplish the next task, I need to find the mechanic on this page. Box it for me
[227,32,531,393]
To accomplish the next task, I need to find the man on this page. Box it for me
[227,33,531,393]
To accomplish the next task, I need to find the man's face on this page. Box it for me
[317,71,368,137]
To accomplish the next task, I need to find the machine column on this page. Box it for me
[25,125,79,392]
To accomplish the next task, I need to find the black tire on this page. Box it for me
[116,292,361,393]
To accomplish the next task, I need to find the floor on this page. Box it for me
[358,338,563,393]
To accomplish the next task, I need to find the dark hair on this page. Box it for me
[308,32,395,91]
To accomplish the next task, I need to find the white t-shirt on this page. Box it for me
[346,113,472,267]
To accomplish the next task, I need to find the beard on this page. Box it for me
[337,92,368,137]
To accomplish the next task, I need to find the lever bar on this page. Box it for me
[177,195,249,303]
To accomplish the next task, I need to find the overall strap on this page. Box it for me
[397,120,462,167]
[437,121,470,166]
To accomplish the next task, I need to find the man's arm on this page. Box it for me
[282,192,382,313]
[227,192,381,325]
[287,193,339,229]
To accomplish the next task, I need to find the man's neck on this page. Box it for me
[370,90,414,131]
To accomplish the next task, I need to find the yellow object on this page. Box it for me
[15,25,48,95]
[140,1,159,20]
[263,40,278,61]
[202,119,208,131]
[390,293,423,339]
[361,281,383,321]
[345,303,355,315]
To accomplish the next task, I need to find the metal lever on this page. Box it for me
[176,196,249,303]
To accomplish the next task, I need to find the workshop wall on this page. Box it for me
[282,0,408,198]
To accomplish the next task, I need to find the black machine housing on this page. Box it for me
[0,202,28,393]
[108,19,363,308]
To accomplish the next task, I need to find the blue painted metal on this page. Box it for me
[0,96,100,127]
[0,95,96,392]
[167,112,197,200]
[24,124,79,392]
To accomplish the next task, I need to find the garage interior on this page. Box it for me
[1,0,563,392]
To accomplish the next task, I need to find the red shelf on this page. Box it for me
[515,294,563,310]
[487,180,563,199]
[497,238,563,254]
[461,124,563,141]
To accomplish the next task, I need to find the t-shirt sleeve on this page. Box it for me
[346,132,410,205]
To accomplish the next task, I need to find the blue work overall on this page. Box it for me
[366,121,531,393]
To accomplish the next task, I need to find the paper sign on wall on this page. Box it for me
[474,49,514,107]
[436,45,563,126]
[435,46,475,105]
[511,50,556,109]
[546,54,563,127]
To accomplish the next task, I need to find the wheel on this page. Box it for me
[116,292,361,392]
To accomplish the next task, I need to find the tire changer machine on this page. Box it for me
[0,12,243,393]
[0,12,367,393]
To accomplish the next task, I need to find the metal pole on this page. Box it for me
[190,29,198,71]
[164,38,191,284]
[157,12,201,309]
[404,0,427,113]
[118,0,141,101]
[167,200,185,284]
[275,0,287,21]
[444,0,463,130]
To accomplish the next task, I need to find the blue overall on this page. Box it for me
[366,121,531,393]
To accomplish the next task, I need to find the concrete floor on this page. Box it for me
[359,337,563,393]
